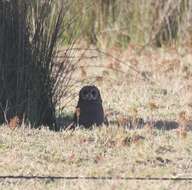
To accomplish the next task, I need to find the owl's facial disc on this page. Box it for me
[80,85,101,101]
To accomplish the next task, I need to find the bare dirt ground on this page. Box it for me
[1,44,192,189]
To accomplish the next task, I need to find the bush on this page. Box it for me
[0,0,76,130]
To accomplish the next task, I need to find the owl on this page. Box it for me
[73,85,104,128]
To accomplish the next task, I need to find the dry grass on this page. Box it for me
[69,44,192,122]
[0,126,192,189]
[2,44,192,189]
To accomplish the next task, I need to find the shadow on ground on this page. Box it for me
[56,107,192,131]
[56,113,74,129]
[154,120,179,130]
[56,113,189,130]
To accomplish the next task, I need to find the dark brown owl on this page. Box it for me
[73,85,104,128]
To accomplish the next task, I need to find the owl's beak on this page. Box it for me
[87,93,92,101]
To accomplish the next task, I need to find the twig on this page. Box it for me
[0,100,9,125]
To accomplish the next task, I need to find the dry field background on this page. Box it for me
[65,43,192,121]
[1,44,192,189]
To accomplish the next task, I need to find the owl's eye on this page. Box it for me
[81,89,89,100]
[83,90,88,95]
[91,89,98,100]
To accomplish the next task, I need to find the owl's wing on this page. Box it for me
[73,105,80,125]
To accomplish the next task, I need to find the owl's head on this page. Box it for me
[79,85,102,102]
